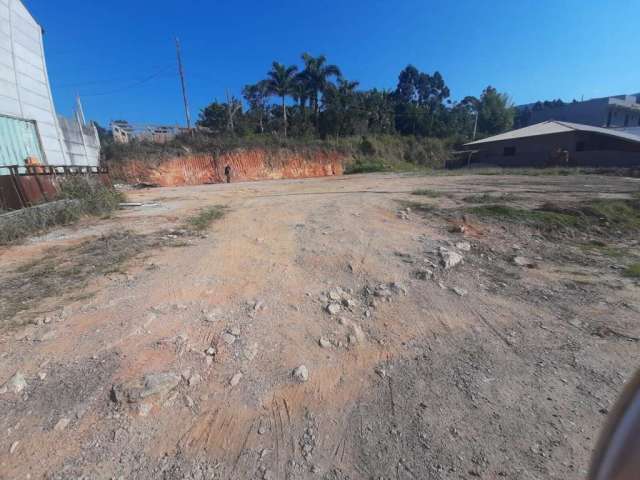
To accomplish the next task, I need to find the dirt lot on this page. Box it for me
[1,172,639,480]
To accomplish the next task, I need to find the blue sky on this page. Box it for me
[25,0,638,127]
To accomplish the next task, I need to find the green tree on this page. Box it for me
[265,62,298,138]
[393,65,451,136]
[242,80,269,133]
[320,78,364,138]
[197,101,228,133]
[360,89,395,134]
[300,53,342,125]
[477,86,515,135]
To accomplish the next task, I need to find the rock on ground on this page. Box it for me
[6,373,27,394]
[440,247,464,269]
[293,365,309,383]
[111,372,180,404]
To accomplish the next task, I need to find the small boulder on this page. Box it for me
[319,338,332,349]
[222,333,237,345]
[326,303,341,315]
[328,290,341,301]
[293,365,309,383]
[455,241,472,252]
[440,247,463,269]
[205,346,217,356]
[6,373,27,394]
[230,373,243,387]
[513,256,536,268]
[111,372,180,404]
[451,287,468,297]
[54,417,70,432]
[188,374,202,387]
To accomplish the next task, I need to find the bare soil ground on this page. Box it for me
[1,173,640,480]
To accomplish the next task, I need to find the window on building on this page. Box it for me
[503,146,516,156]
[624,114,629,127]
[576,141,585,152]
[607,111,612,127]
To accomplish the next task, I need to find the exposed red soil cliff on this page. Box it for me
[108,149,346,186]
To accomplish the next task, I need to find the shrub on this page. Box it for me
[0,176,124,245]
[344,158,387,174]
[59,176,124,216]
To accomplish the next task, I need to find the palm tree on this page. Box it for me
[300,53,342,124]
[291,73,314,124]
[265,62,298,138]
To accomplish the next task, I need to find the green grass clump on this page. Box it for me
[468,197,640,235]
[463,192,520,203]
[624,263,640,278]
[344,158,387,174]
[185,205,226,232]
[577,199,640,230]
[468,204,582,231]
[412,189,441,197]
[580,240,627,258]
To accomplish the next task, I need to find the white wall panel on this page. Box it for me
[0,1,99,167]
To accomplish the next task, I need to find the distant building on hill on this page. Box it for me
[516,94,640,130]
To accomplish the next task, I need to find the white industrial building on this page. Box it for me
[0,0,99,170]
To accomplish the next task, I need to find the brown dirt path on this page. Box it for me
[1,173,639,479]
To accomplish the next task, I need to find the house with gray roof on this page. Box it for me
[464,121,640,168]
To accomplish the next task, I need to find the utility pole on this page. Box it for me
[472,110,479,141]
[175,37,192,131]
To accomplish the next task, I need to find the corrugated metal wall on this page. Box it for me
[0,114,43,173]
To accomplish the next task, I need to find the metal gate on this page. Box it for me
[0,115,45,173]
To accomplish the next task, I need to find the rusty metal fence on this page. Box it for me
[0,165,110,211]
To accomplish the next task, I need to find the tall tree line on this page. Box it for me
[197,53,515,141]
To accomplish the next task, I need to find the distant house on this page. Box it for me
[518,94,640,129]
[464,121,640,168]
[0,0,99,171]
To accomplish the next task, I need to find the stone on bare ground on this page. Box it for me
[111,372,180,404]
[513,256,537,268]
[293,365,309,383]
[5,373,27,394]
[326,303,341,315]
[222,333,236,345]
[230,373,243,387]
[456,241,472,252]
[328,290,341,301]
[203,309,221,323]
[188,374,201,387]
[451,287,468,297]
[54,417,71,431]
[440,247,463,269]
[319,337,332,349]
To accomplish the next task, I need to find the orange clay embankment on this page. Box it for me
[107,148,347,186]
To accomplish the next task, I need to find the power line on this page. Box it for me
[52,66,174,89]
[77,66,175,98]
